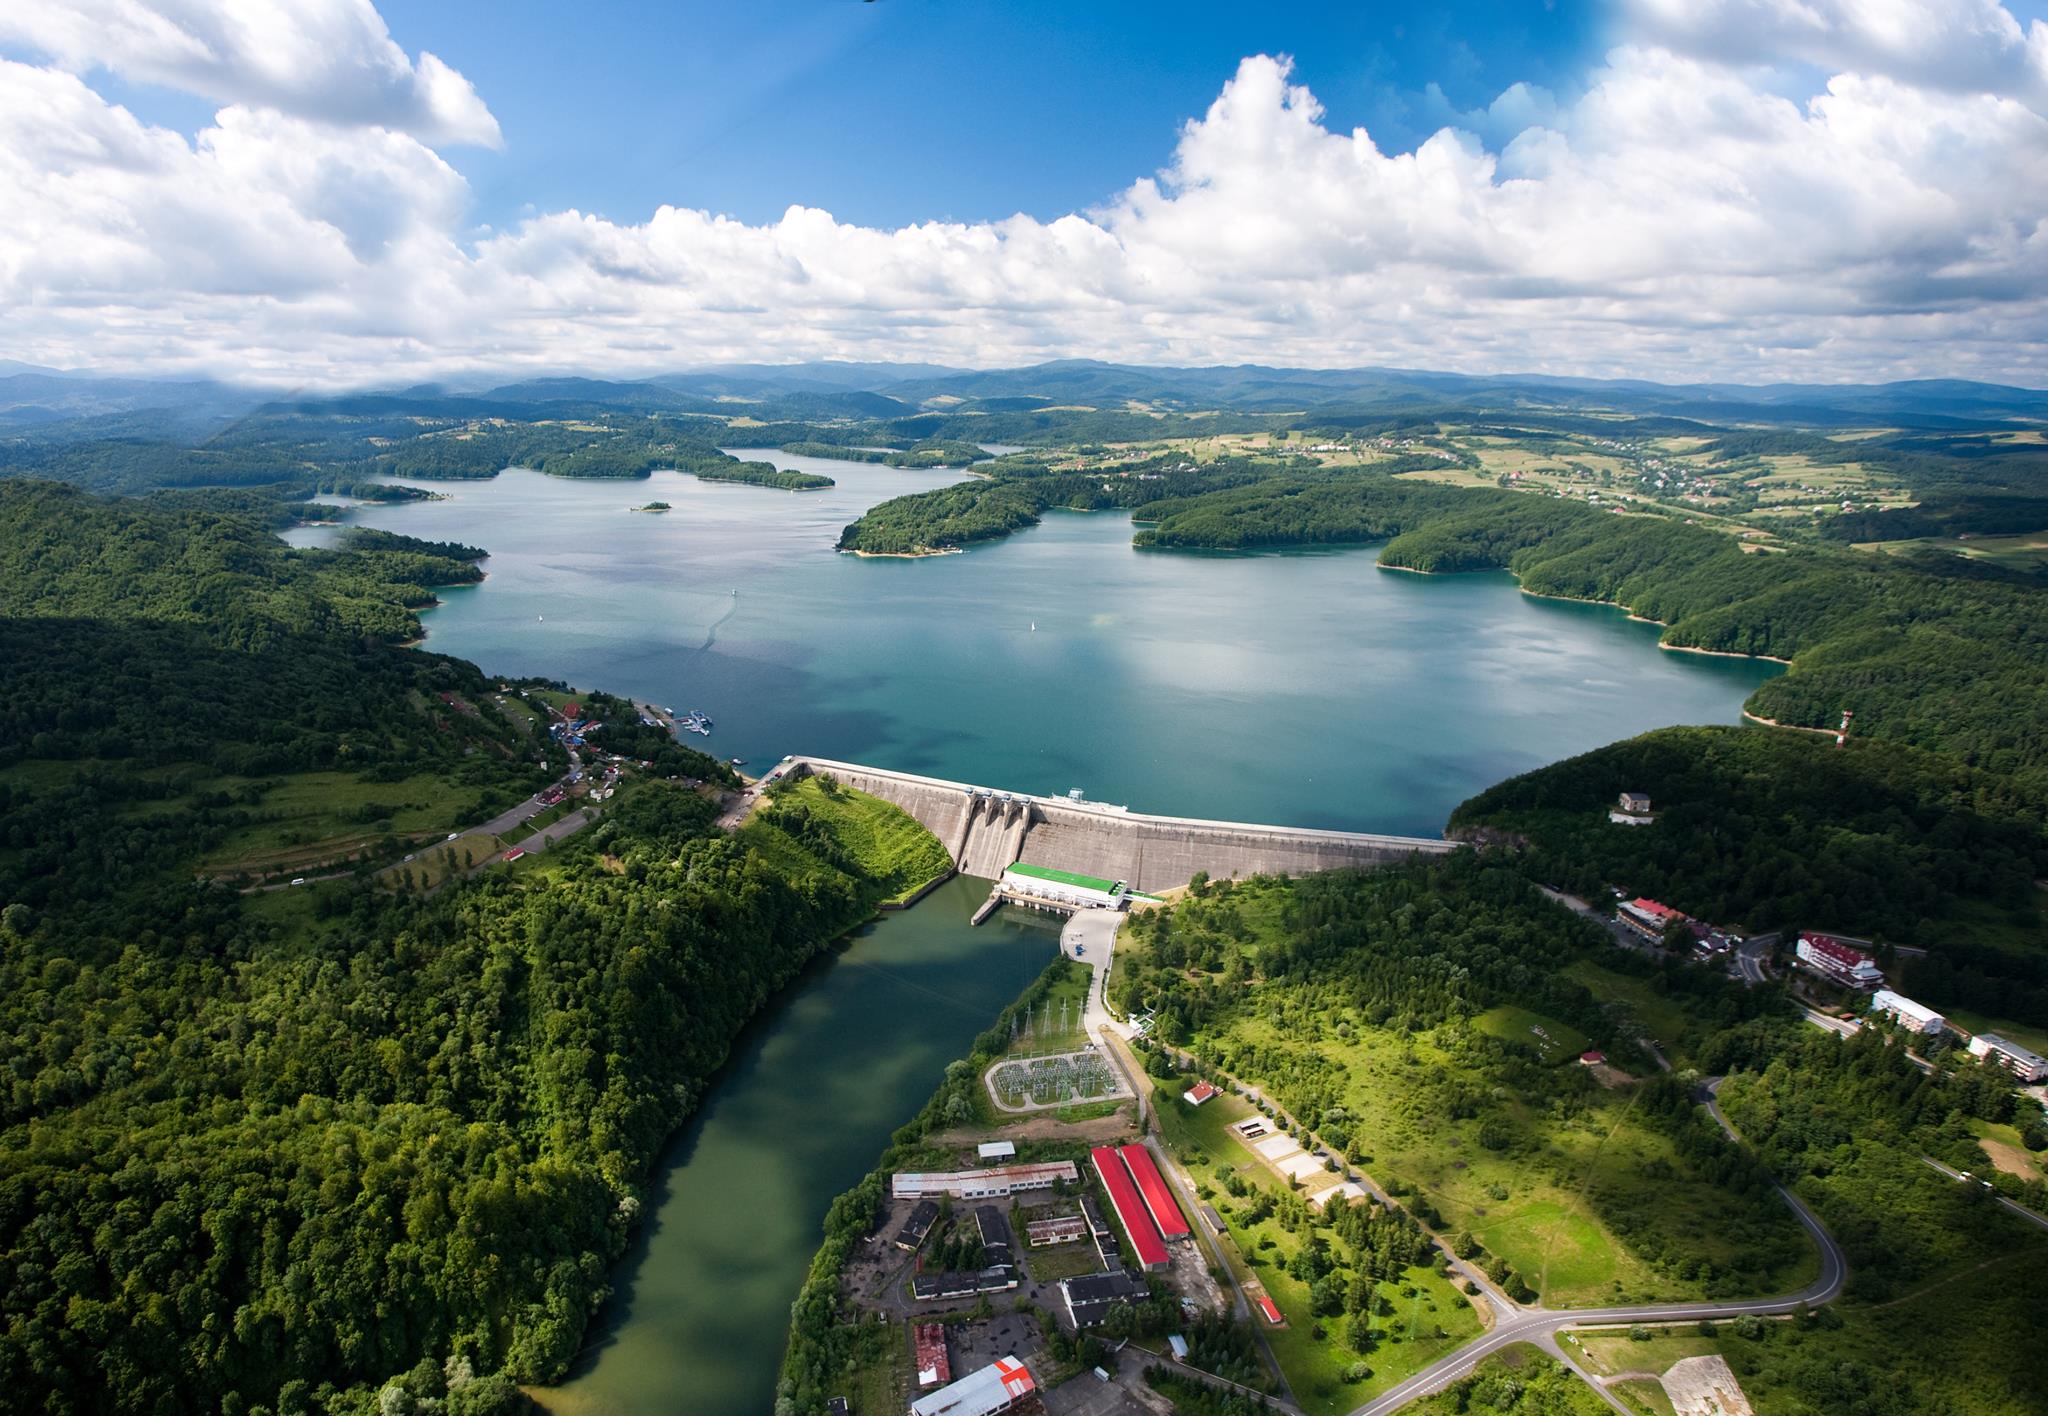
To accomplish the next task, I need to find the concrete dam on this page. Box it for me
[779,757,1453,894]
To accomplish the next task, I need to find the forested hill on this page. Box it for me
[1452,726,2048,1024]
[0,480,481,646]
[0,482,951,1413]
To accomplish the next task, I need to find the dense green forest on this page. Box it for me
[1451,726,2048,1023]
[0,409,809,495]
[694,461,833,490]
[0,482,949,1414]
[1701,1027,2048,1414]
[833,456,1285,553]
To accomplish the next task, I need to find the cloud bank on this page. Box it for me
[1,0,2045,387]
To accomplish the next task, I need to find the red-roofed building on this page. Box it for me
[1795,932,1883,991]
[1182,1080,1218,1106]
[562,701,583,722]
[1618,897,1687,940]
[913,1323,950,1389]
[1579,1051,1606,1066]
[1090,1145,1167,1270]
[1257,1295,1283,1325]
[1118,1144,1191,1242]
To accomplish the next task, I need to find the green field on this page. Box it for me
[1864,531,2048,572]
[84,765,508,879]
[1473,1005,1589,1065]
[1966,1119,2047,1184]
[1563,960,1700,1063]
[1148,1077,1484,1415]
[989,965,1092,1059]
[1941,1006,2048,1058]
[1216,1014,1812,1307]
[1113,874,1814,1311]
[764,775,953,903]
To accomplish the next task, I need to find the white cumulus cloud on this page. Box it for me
[0,0,2045,386]
[1618,0,2048,109]
[0,0,500,146]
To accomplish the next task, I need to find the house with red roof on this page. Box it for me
[1618,897,1687,941]
[1795,932,1883,991]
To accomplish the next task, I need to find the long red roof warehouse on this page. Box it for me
[1117,1144,1190,1240]
[1089,1145,1167,1269]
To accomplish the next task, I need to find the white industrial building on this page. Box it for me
[1968,1033,2048,1083]
[909,1356,1036,1416]
[1869,989,1945,1035]
[892,1162,1079,1200]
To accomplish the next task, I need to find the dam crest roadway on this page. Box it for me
[773,756,1453,894]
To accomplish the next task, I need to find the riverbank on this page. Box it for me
[537,876,1052,1416]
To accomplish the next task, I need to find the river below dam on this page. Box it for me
[534,875,1053,1416]
[282,451,1781,1414]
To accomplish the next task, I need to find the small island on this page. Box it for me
[695,461,834,491]
[634,501,672,513]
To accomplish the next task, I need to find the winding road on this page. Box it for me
[1921,1156,2048,1235]
[1067,909,1850,1415]
[1342,1079,1847,1415]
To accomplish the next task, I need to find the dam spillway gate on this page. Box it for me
[775,757,1452,895]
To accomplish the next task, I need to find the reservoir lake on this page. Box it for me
[285,451,1780,1414]
[293,450,1779,839]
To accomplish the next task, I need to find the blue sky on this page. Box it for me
[372,1,1604,231]
[2,0,2047,385]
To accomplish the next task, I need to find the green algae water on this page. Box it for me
[283,454,1782,1413]
[542,876,1055,1416]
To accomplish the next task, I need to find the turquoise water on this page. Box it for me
[289,452,1778,838]
[283,454,1780,1414]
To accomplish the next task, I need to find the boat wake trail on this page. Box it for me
[698,594,740,652]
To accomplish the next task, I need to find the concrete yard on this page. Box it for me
[1661,1354,1754,1416]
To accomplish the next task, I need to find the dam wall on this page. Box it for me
[782,757,1451,894]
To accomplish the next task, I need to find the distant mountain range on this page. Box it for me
[3,358,2044,433]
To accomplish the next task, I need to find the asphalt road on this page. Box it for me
[1342,1081,1848,1416]
[1921,1156,2048,1235]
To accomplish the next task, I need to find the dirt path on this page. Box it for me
[926,1108,1135,1147]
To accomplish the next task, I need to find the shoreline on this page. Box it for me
[1742,710,1837,735]
[1665,642,1792,665]
[839,545,963,559]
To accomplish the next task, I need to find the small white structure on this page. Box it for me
[1610,790,1656,825]
[977,1141,1017,1162]
[892,1162,1079,1200]
[1870,989,1945,1035]
[1182,1081,1218,1107]
[1001,862,1129,912]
